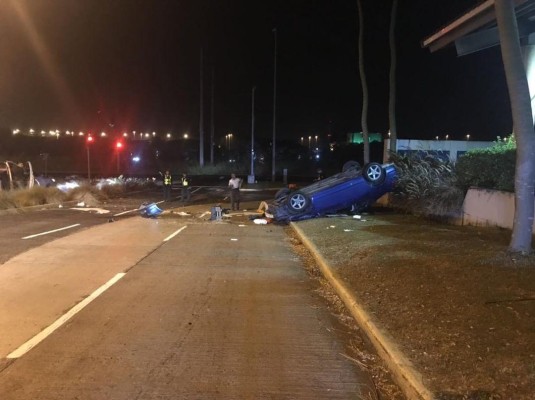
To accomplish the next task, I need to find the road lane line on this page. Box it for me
[22,224,81,240]
[163,225,187,242]
[7,273,126,359]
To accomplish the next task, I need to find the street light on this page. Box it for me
[86,136,94,179]
[249,86,256,184]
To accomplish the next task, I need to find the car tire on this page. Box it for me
[275,188,291,201]
[342,160,361,173]
[286,191,311,214]
[363,162,386,185]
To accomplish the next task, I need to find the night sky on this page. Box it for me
[0,0,513,144]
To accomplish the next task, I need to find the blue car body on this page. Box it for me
[272,163,397,222]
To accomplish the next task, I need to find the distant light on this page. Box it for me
[183,133,189,139]
[435,136,439,140]
[445,135,449,140]
[132,156,140,163]
[166,133,171,139]
[152,131,156,136]
[466,134,470,140]
[79,131,84,136]
[116,141,123,149]
[123,132,128,137]
[29,129,34,134]
[101,132,107,137]
[145,133,150,138]
[315,154,320,160]
[87,136,94,143]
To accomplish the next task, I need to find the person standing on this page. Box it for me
[228,173,242,211]
[181,173,191,203]
[163,170,172,201]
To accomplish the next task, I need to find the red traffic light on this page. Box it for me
[86,136,94,143]
[116,141,123,149]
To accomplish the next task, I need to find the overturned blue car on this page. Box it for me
[271,162,397,222]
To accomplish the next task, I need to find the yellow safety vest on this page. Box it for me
[164,175,172,185]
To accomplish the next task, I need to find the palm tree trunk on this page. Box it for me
[388,0,398,154]
[357,0,369,164]
[495,0,535,254]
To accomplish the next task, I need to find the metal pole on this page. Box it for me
[250,86,256,180]
[210,67,215,164]
[87,147,91,180]
[199,48,205,167]
[271,28,277,182]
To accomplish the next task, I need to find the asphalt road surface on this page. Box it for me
[0,188,375,399]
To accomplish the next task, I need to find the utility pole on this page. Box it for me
[210,67,215,164]
[248,86,256,184]
[199,48,205,167]
[271,28,277,182]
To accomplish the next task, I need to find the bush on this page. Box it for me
[0,186,66,209]
[390,152,464,216]
[455,136,516,192]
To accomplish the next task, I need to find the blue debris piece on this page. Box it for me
[139,202,163,218]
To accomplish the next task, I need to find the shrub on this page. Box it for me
[455,135,516,192]
[390,152,464,216]
[0,187,65,209]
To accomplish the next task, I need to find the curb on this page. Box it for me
[290,222,435,400]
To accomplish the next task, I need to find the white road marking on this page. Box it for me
[7,273,126,359]
[163,225,187,242]
[70,207,110,214]
[22,224,81,240]
[199,211,210,218]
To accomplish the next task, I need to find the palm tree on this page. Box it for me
[357,0,370,164]
[388,0,398,153]
[495,0,535,254]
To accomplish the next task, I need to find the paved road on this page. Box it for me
[0,186,273,264]
[0,203,374,399]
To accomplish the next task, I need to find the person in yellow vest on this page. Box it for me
[181,173,191,203]
[163,170,172,201]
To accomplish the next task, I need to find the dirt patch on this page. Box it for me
[287,210,535,400]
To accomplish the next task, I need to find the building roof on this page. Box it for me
[422,0,535,55]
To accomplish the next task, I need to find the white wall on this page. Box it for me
[384,139,494,162]
[462,188,524,230]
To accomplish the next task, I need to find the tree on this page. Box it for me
[388,0,398,153]
[495,0,535,254]
[357,0,370,164]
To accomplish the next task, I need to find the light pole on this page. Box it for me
[271,28,277,182]
[248,86,256,184]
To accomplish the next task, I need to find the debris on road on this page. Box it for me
[139,202,163,218]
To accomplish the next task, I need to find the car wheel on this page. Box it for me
[342,160,361,173]
[363,162,386,185]
[287,191,310,213]
[275,188,291,201]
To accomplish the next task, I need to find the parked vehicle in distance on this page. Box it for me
[271,162,397,222]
